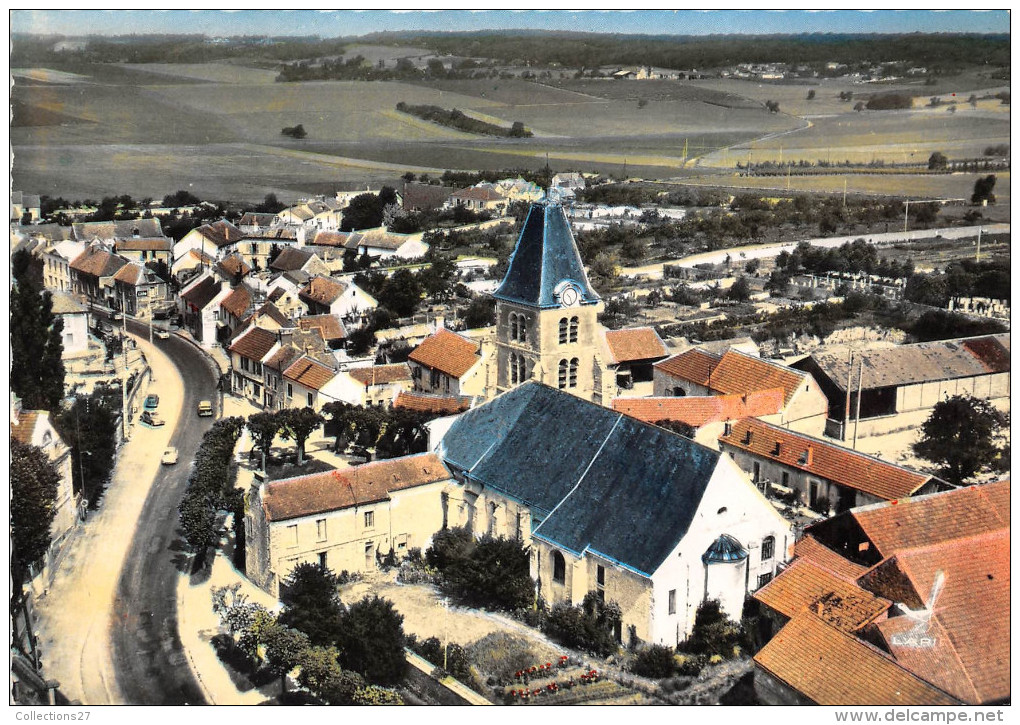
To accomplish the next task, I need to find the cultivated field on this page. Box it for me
[121,62,279,85]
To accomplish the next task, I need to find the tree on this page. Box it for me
[765,269,791,298]
[52,387,119,507]
[262,622,310,692]
[912,395,1009,485]
[927,151,948,170]
[281,124,307,139]
[11,438,60,594]
[379,268,423,318]
[441,536,535,611]
[631,644,678,678]
[11,250,66,410]
[854,101,865,112]
[178,491,218,552]
[972,174,997,205]
[296,646,365,704]
[462,297,496,328]
[278,407,324,465]
[254,193,286,213]
[340,193,386,231]
[681,599,744,658]
[727,276,751,302]
[764,100,780,113]
[246,412,281,471]
[338,596,407,685]
[806,89,816,100]
[278,563,345,647]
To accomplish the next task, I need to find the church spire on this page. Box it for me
[493,198,599,310]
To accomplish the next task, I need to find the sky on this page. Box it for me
[10,9,1012,38]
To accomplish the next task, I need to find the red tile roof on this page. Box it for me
[754,559,890,632]
[452,186,506,202]
[283,355,335,391]
[229,326,278,361]
[215,253,252,279]
[394,391,474,414]
[347,364,412,386]
[710,350,807,404]
[194,219,244,248]
[868,530,1010,705]
[114,238,173,252]
[298,314,347,342]
[263,453,451,521]
[849,480,1010,557]
[311,231,351,248]
[754,612,959,705]
[220,286,252,319]
[299,276,347,306]
[264,345,302,373]
[655,349,719,386]
[10,411,41,445]
[270,247,315,272]
[612,389,784,428]
[961,335,1011,373]
[112,262,145,285]
[603,327,669,364]
[793,536,867,582]
[69,247,128,278]
[408,328,480,379]
[720,418,932,501]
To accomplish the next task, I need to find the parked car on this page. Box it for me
[111,311,122,321]
[144,394,159,410]
[141,410,164,427]
[161,447,179,465]
[197,400,214,417]
[99,322,113,335]
[156,328,171,340]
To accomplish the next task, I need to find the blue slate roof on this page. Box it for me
[438,382,721,576]
[702,534,748,564]
[493,200,600,309]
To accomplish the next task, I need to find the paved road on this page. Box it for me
[108,319,219,705]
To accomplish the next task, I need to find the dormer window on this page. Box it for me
[772,441,782,456]
[743,430,752,445]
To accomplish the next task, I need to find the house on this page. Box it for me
[39,240,86,292]
[325,363,414,408]
[233,302,292,344]
[551,172,586,192]
[179,274,229,346]
[229,326,281,407]
[237,228,300,271]
[594,326,669,402]
[408,328,489,397]
[213,253,253,284]
[612,389,785,448]
[50,292,91,358]
[718,418,950,515]
[269,247,329,277]
[238,212,279,234]
[173,219,245,263]
[266,286,304,319]
[436,382,792,644]
[72,218,164,242]
[752,480,1009,706]
[218,285,255,338]
[113,237,174,265]
[11,191,41,223]
[245,453,453,595]
[11,401,77,580]
[401,181,457,212]
[171,248,217,279]
[655,348,829,436]
[297,275,377,323]
[281,355,338,411]
[112,263,168,318]
[793,335,1011,440]
[68,245,128,307]
[341,228,430,260]
[491,178,544,203]
[446,187,507,213]
[276,198,344,231]
[262,344,305,412]
[297,315,347,350]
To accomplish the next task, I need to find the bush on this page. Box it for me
[465,633,536,684]
[630,644,677,679]
[543,592,621,657]
[680,600,745,659]
[337,596,407,685]
[425,526,473,570]
[351,685,403,705]
[675,653,709,677]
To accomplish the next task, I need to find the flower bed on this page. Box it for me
[503,668,603,704]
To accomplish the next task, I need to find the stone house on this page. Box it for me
[229,326,281,407]
[39,240,86,293]
[113,238,174,266]
[326,363,413,408]
[594,326,670,402]
[655,348,829,437]
[68,245,129,308]
[436,382,792,645]
[173,219,245,264]
[50,291,91,358]
[408,328,489,397]
[718,418,949,515]
[245,453,452,595]
[179,273,229,347]
[281,355,338,411]
[446,187,507,213]
[297,275,377,324]
[269,247,330,277]
[112,263,168,317]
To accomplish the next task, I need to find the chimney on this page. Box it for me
[773,441,782,456]
[297,227,307,248]
[743,430,752,445]
[723,422,733,437]
[803,446,813,466]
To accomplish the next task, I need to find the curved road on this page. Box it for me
[109,320,219,704]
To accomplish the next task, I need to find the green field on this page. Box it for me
[9,59,1012,208]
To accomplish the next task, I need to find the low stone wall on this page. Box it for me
[402,649,492,706]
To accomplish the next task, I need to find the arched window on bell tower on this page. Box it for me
[559,317,569,344]
[509,313,519,342]
[569,316,579,343]
[558,359,568,389]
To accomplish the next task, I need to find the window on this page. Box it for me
[253,383,261,399]
[307,392,314,407]
[762,536,775,561]
[558,359,568,389]
[364,511,374,528]
[287,383,293,397]
[519,318,527,343]
[318,552,328,568]
[781,471,790,487]
[752,462,761,483]
[552,551,566,584]
[597,565,605,586]
[668,589,677,615]
[569,316,579,343]
[241,357,250,372]
[430,369,441,388]
[286,524,298,548]
[757,572,773,588]
[316,518,327,541]
[559,317,569,344]
[510,313,519,341]
[569,358,578,388]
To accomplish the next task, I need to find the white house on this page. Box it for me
[341,228,430,260]
[179,272,230,347]
[322,363,413,408]
[297,275,378,323]
[50,292,91,358]
[173,219,245,264]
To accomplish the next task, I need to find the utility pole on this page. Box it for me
[903,200,910,233]
[976,227,982,262]
[843,178,848,208]
[852,361,864,450]
[121,288,129,441]
[843,349,853,441]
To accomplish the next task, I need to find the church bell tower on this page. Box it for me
[493,196,602,399]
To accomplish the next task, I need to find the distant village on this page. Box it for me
[10,171,1011,706]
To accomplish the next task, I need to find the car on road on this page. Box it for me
[111,311,123,321]
[144,394,160,410]
[197,400,214,417]
[140,410,165,427]
[161,447,179,465]
[99,322,114,335]
[156,328,171,339]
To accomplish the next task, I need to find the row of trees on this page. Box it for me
[775,239,915,280]
[395,102,531,137]
[903,257,1010,308]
